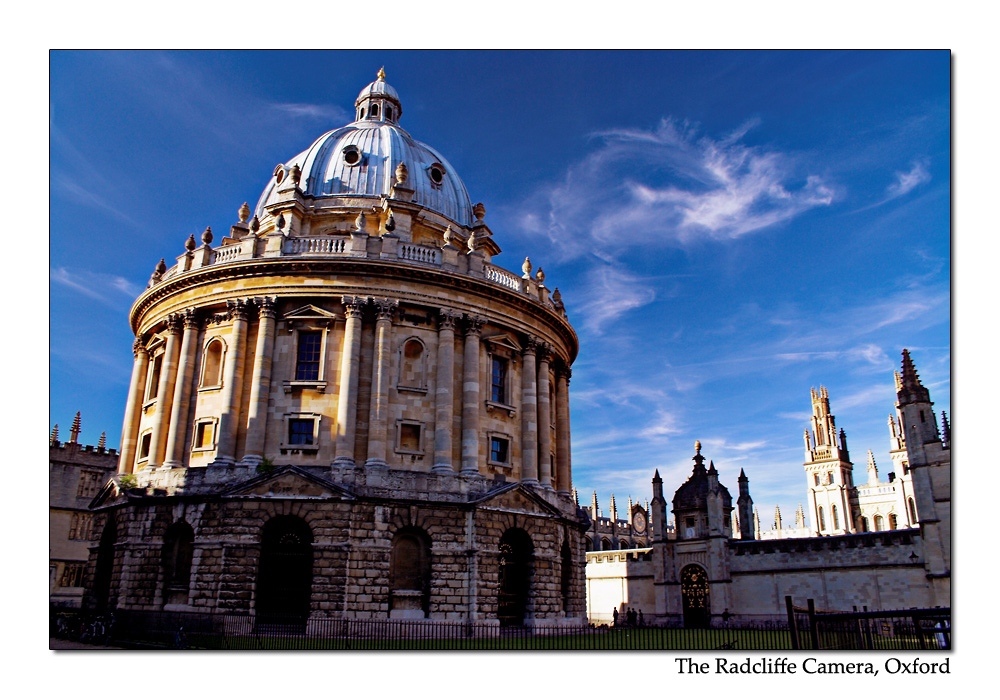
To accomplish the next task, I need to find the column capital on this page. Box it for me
[256,296,277,318]
[557,364,572,382]
[437,307,461,331]
[372,297,398,321]
[342,295,367,318]
[536,342,553,364]
[463,314,486,336]
[522,335,539,356]
[132,338,149,358]
[166,313,185,334]
[226,298,250,321]
[182,307,201,330]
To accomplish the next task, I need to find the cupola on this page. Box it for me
[355,67,402,124]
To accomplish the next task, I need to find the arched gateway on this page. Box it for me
[255,516,313,625]
[498,528,533,626]
[680,564,710,628]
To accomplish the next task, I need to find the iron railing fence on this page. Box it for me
[49,604,948,651]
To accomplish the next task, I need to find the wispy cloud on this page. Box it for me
[520,117,833,258]
[270,102,351,123]
[51,267,143,308]
[886,160,931,199]
[571,265,656,334]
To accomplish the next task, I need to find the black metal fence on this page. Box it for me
[50,603,949,650]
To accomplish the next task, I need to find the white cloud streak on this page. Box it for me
[51,267,143,308]
[886,160,931,199]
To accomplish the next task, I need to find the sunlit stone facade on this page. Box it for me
[87,71,588,625]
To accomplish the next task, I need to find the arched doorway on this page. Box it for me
[93,517,117,611]
[161,521,195,607]
[680,564,710,628]
[497,528,533,626]
[255,516,313,626]
[389,527,432,618]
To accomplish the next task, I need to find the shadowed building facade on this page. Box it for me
[86,71,588,625]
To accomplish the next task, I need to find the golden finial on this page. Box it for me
[694,440,702,454]
[377,67,386,80]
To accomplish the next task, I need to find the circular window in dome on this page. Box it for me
[428,163,446,185]
[343,145,361,166]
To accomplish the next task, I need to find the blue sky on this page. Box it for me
[49,50,950,528]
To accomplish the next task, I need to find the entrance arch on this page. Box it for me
[497,528,533,626]
[680,564,710,628]
[255,516,313,625]
[389,527,432,618]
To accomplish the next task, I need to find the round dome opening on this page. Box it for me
[429,164,445,185]
[343,145,361,166]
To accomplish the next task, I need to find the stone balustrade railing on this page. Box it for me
[155,235,565,316]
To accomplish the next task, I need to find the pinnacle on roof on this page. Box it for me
[98,432,106,450]
[897,349,931,405]
[50,424,59,445]
[941,410,951,445]
[70,411,81,444]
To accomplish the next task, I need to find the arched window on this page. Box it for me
[162,521,195,607]
[860,517,869,533]
[601,538,612,551]
[619,540,629,549]
[370,103,379,119]
[888,513,898,530]
[908,497,918,523]
[201,338,224,387]
[874,515,884,532]
[832,505,840,530]
[398,338,426,390]
[497,528,533,627]
[385,106,393,120]
[389,527,432,618]
[256,516,314,626]
[818,506,826,531]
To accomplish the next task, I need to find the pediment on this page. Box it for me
[482,332,521,353]
[223,465,354,500]
[90,478,127,509]
[473,482,563,517]
[283,304,340,321]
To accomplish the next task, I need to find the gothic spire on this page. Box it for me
[898,348,931,405]
[98,432,106,451]
[50,424,59,445]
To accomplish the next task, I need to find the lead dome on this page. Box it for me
[256,69,474,226]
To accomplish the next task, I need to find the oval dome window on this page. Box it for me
[429,164,445,184]
[343,146,361,166]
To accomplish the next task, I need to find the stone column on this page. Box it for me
[365,298,397,467]
[519,336,539,485]
[460,315,485,475]
[432,308,459,473]
[162,309,200,468]
[536,345,553,489]
[242,297,277,465]
[146,314,183,469]
[213,299,249,466]
[555,366,572,496]
[335,295,367,466]
[118,340,149,474]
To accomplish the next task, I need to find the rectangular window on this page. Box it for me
[138,433,152,460]
[195,422,214,449]
[77,471,101,499]
[400,423,421,452]
[288,418,315,445]
[59,563,86,588]
[490,436,509,464]
[296,331,322,381]
[491,357,507,403]
[68,513,92,540]
[146,354,163,400]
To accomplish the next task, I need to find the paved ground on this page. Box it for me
[49,638,124,650]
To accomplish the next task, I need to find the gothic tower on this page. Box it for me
[803,386,857,535]
[736,468,754,540]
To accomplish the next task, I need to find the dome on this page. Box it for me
[255,70,474,227]
[672,443,732,512]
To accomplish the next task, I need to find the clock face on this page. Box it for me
[632,512,646,533]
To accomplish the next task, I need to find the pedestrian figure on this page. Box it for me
[638,610,644,627]
[721,608,732,627]
[613,607,619,626]
[174,626,187,649]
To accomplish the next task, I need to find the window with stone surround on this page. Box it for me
[77,470,102,499]
[488,434,511,468]
[832,505,840,530]
[68,512,93,540]
[145,352,163,401]
[280,413,320,454]
[491,356,507,403]
[59,562,86,588]
[888,513,898,530]
[818,506,826,531]
[138,432,152,462]
[282,307,337,393]
[191,418,217,452]
[874,514,884,531]
[295,331,322,380]
[397,338,427,392]
[394,420,424,455]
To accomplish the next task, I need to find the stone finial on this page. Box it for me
[535,267,545,284]
[249,216,260,235]
[354,212,367,233]
[473,202,486,221]
[202,226,214,245]
[155,258,167,275]
[442,225,454,247]
[522,256,532,277]
[238,202,250,223]
[185,233,197,252]
[70,411,81,444]
[384,209,396,233]
[290,164,301,185]
[98,432,106,451]
[395,161,408,185]
[50,424,59,445]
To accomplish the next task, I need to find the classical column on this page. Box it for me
[162,309,200,468]
[536,344,552,489]
[242,297,277,465]
[555,365,572,496]
[365,298,397,467]
[460,315,485,475]
[519,336,539,485]
[213,299,249,466]
[432,308,459,473]
[146,314,183,468]
[118,339,149,474]
[335,295,366,466]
